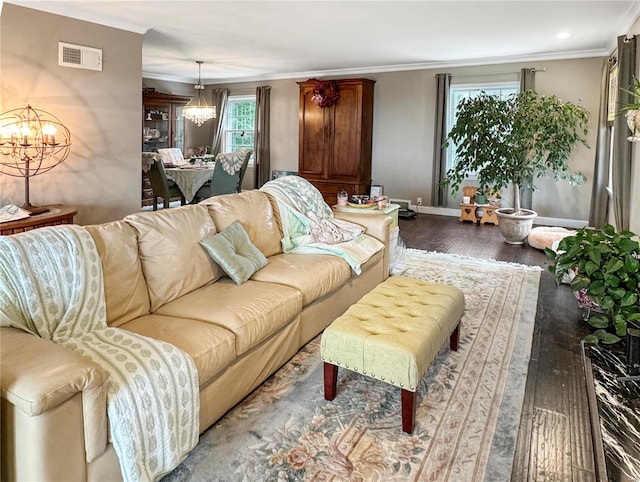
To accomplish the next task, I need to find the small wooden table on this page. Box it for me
[480,204,500,225]
[0,205,77,235]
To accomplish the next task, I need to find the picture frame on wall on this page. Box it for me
[608,60,619,122]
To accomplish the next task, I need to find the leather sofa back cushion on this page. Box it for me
[204,190,282,258]
[85,221,151,327]
[124,205,225,311]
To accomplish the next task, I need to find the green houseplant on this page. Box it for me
[619,77,640,141]
[442,90,590,243]
[545,225,640,344]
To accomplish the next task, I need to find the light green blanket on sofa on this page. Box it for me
[260,175,383,274]
[0,225,199,482]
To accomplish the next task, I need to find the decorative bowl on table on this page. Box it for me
[348,195,376,208]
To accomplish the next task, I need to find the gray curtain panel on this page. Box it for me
[612,34,636,231]
[589,59,614,228]
[432,73,451,207]
[519,68,536,210]
[211,88,230,155]
[254,86,271,188]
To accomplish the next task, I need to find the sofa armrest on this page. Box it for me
[1,327,109,465]
[333,212,392,277]
[1,327,105,415]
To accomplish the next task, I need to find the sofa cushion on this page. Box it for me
[155,279,303,355]
[203,190,282,258]
[85,221,151,327]
[250,253,352,306]
[124,205,225,312]
[121,315,236,386]
[200,221,268,285]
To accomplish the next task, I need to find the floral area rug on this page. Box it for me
[163,249,542,482]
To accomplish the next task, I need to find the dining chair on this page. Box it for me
[237,148,253,190]
[144,153,186,210]
[194,149,253,201]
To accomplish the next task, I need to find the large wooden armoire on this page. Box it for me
[297,78,375,204]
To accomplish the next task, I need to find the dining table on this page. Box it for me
[165,164,216,203]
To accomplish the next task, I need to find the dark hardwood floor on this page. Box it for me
[398,214,597,481]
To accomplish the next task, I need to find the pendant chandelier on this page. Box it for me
[183,61,216,127]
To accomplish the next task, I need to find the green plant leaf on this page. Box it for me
[570,275,590,291]
[604,274,621,287]
[621,292,638,307]
[598,332,621,344]
[625,255,639,273]
[605,258,624,273]
[585,261,600,276]
[614,317,628,336]
[619,238,640,254]
[582,334,600,345]
[587,315,609,329]
[588,280,605,295]
[588,249,601,265]
[609,287,627,300]
[599,296,615,310]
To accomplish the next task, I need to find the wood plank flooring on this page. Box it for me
[398,214,596,481]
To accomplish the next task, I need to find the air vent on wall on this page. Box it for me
[58,42,102,71]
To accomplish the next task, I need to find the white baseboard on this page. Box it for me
[408,204,588,229]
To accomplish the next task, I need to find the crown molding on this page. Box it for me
[144,48,611,85]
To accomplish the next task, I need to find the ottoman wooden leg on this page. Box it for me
[324,363,338,400]
[401,389,417,434]
[450,323,460,351]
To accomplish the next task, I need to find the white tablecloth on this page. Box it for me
[166,167,215,203]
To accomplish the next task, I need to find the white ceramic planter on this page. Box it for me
[626,109,640,142]
[495,208,538,245]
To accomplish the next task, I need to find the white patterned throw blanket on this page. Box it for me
[0,226,199,482]
[260,175,383,274]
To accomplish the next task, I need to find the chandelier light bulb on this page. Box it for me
[183,60,216,127]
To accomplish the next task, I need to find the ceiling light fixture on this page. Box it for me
[183,61,216,127]
[556,32,571,39]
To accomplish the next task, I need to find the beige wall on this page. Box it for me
[1,4,142,225]
[1,4,623,227]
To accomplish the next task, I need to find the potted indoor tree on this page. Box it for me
[545,225,640,345]
[442,90,590,243]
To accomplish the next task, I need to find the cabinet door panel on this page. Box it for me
[331,86,361,180]
[299,90,327,176]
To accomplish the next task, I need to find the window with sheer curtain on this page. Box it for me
[223,95,255,163]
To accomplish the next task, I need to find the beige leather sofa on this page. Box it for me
[0,190,391,482]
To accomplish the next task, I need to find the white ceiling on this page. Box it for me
[6,1,640,84]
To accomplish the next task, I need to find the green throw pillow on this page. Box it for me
[199,221,268,285]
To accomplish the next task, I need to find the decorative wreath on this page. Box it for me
[311,80,340,108]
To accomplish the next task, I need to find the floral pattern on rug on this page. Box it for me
[162,249,541,482]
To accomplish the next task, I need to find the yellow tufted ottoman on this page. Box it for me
[320,275,465,433]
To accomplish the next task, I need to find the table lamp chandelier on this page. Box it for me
[0,105,71,214]
[183,60,216,127]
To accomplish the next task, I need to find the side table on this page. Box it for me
[0,205,77,235]
[459,203,478,223]
[480,204,500,225]
[333,203,400,230]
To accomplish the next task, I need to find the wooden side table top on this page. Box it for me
[0,205,78,235]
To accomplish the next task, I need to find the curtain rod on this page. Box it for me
[447,67,546,78]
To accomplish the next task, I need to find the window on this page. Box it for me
[446,82,519,173]
[223,95,256,160]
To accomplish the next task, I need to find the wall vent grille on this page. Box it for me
[58,42,102,71]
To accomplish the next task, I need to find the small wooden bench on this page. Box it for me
[320,275,465,433]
